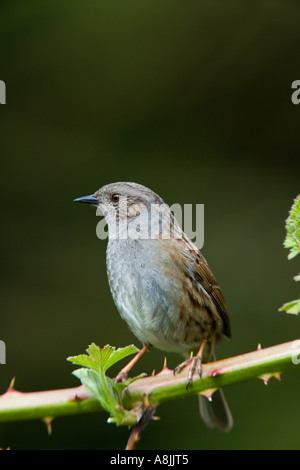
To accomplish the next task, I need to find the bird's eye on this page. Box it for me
[111,193,120,203]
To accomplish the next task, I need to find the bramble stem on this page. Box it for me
[123,340,300,408]
[0,340,299,424]
[0,385,101,423]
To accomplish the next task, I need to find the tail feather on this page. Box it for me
[198,389,233,432]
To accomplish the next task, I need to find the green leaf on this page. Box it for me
[280,196,300,315]
[67,354,99,372]
[67,343,141,426]
[283,194,300,259]
[72,368,112,409]
[279,300,300,315]
[103,345,140,372]
[68,343,139,373]
[86,343,103,368]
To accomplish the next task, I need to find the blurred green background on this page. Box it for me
[1,0,300,450]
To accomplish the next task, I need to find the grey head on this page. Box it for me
[74,182,164,211]
[74,182,171,239]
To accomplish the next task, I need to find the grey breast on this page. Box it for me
[106,238,191,353]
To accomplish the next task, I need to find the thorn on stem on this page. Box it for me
[3,378,20,397]
[42,417,54,436]
[157,356,172,375]
[69,394,85,402]
[208,369,224,377]
[200,388,217,402]
[7,377,16,393]
[259,372,281,385]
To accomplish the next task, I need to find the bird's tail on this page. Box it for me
[198,347,233,431]
[198,388,233,432]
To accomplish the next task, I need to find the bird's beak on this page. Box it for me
[73,194,99,205]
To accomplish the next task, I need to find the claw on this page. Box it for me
[174,354,203,390]
[173,357,191,376]
[186,356,202,390]
[174,341,206,390]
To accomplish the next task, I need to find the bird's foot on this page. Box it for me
[174,354,203,391]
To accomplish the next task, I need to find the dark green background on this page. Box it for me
[1,0,300,449]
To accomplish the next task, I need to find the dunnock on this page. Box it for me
[74,182,232,431]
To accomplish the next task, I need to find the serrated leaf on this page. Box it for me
[279,300,300,315]
[86,343,103,368]
[97,345,115,371]
[287,246,300,260]
[284,194,300,259]
[69,344,139,373]
[68,343,141,427]
[280,196,300,314]
[103,345,140,372]
[67,354,99,372]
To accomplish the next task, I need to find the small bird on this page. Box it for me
[74,182,232,431]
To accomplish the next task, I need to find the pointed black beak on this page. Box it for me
[73,194,99,205]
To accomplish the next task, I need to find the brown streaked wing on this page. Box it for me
[191,249,231,339]
[174,235,231,339]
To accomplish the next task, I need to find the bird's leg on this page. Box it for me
[174,340,207,390]
[115,344,150,383]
